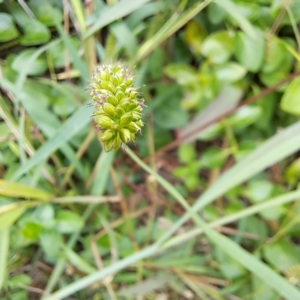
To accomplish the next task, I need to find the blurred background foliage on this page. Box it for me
[1,0,300,299]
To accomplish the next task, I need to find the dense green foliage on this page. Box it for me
[1,0,300,299]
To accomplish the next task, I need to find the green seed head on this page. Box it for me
[89,63,144,152]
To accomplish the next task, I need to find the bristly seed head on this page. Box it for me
[89,63,144,152]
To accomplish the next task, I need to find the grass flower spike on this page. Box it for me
[89,63,144,152]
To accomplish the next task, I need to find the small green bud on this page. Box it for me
[115,107,125,118]
[100,130,115,141]
[131,111,142,121]
[119,128,131,143]
[107,96,119,106]
[120,113,133,127]
[104,138,115,152]
[113,134,122,151]
[89,63,145,152]
[125,78,133,87]
[120,101,131,112]
[106,82,117,94]
[126,122,139,133]
[111,76,119,87]
[103,103,116,118]
[116,91,125,101]
[97,116,113,129]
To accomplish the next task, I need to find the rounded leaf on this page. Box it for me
[280,77,300,115]
[0,13,19,42]
[55,210,84,234]
[19,20,51,45]
[12,49,47,76]
[234,27,265,72]
[201,31,234,64]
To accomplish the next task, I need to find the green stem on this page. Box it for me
[287,7,300,50]
[43,244,158,300]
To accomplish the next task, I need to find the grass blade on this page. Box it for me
[158,120,300,244]
[0,180,53,200]
[164,189,300,248]
[0,228,9,291]
[136,0,212,62]
[213,0,256,38]
[10,105,93,182]
[43,152,114,296]
[45,146,300,299]
[54,20,89,80]
[84,0,151,39]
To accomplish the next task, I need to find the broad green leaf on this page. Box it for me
[234,27,265,72]
[215,62,247,82]
[0,180,52,201]
[9,274,31,289]
[233,1,260,21]
[55,210,84,234]
[40,230,63,259]
[30,3,63,26]
[200,148,230,169]
[12,49,47,76]
[178,144,196,164]
[21,221,43,240]
[47,38,81,68]
[19,20,51,45]
[213,0,256,38]
[0,13,19,42]
[229,106,262,128]
[154,98,188,129]
[285,157,300,185]
[280,77,300,115]
[51,85,79,117]
[201,31,234,64]
[262,35,286,74]
[207,2,227,25]
[263,239,300,272]
[164,63,198,85]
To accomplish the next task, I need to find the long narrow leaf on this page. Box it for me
[213,0,256,38]
[164,189,300,248]
[0,229,9,291]
[10,105,93,182]
[158,121,300,244]
[84,0,151,39]
[136,0,212,62]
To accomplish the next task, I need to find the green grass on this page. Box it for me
[1,0,300,299]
